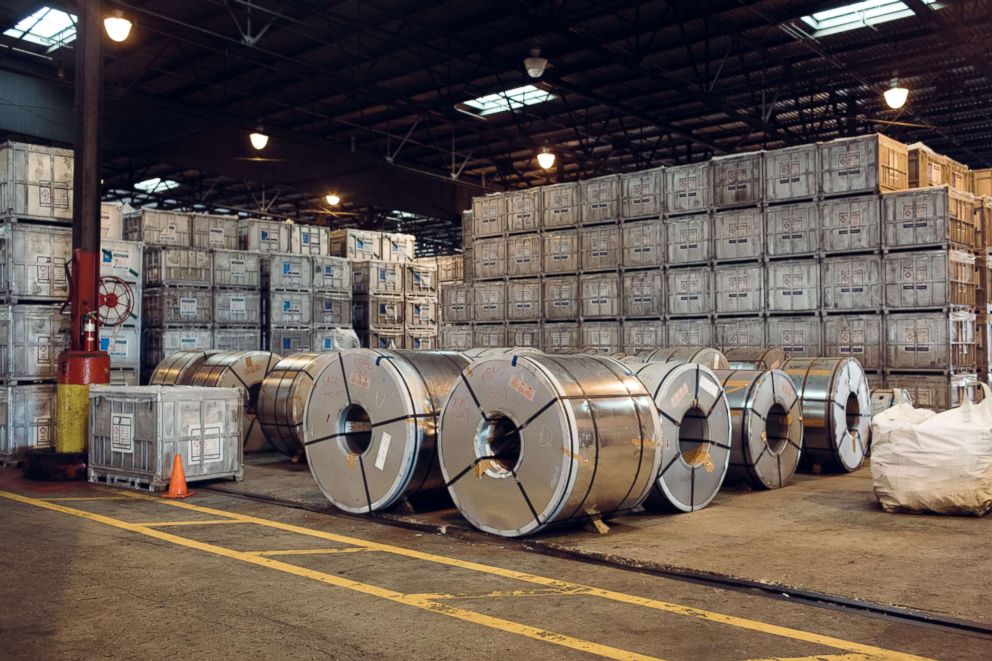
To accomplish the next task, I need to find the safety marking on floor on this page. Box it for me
[2,489,933,661]
[41,496,132,501]
[249,548,373,557]
[128,519,253,527]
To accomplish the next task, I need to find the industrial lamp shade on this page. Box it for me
[536,148,556,170]
[249,130,269,151]
[325,193,341,206]
[524,47,548,79]
[103,16,132,42]
[884,78,909,109]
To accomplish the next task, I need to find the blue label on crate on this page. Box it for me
[283,261,292,274]
[101,249,112,263]
[303,234,310,245]
[100,337,110,351]
[324,338,332,349]
[261,230,269,240]
[283,300,292,312]
[324,265,334,275]
[283,338,292,350]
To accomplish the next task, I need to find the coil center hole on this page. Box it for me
[765,403,790,455]
[679,405,711,466]
[340,404,373,455]
[478,415,521,475]
[845,394,861,433]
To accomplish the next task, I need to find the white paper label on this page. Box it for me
[374,432,392,471]
[111,413,134,454]
[230,259,247,276]
[34,418,52,449]
[229,296,247,315]
[179,297,198,317]
[190,424,223,463]
[160,224,177,242]
[699,378,720,399]
[180,336,198,348]
[208,227,227,247]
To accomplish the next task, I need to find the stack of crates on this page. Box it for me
[209,214,261,352]
[312,255,354,351]
[99,207,143,386]
[353,260,404,349]
[405,260,438,349]
[262,251,313,354]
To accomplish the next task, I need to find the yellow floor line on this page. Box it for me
[104,488,932,661]
[249,548,371,556]
[129,519,251,527]
[40,496,132,501]
[408,588,579,601]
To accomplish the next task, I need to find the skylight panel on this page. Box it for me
[3,6,77,49]
[801,0,938,36]
[134,178,180,193]
[458,85,555,118]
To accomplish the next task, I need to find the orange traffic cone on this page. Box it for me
[162,454,194,499]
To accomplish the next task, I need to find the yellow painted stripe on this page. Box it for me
[129,519,251,527]
[249,548,371,556]
[107,489,932,661]
[747,655,875,661]
[41,496,132,501]
[0,490,662,661]
[409,588,580,601]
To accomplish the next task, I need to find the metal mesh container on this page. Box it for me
[473,324,506,348]
[542,182,580,229]
[474,281,506,322]
[713,207,764,261]
[665,162,711,215]
[621,218,664,268]
[440,325,473,350]
[0,305,67,381]
[885,311,976,372]
[822,254,882,312]
[543,230,579,273]
[404,295,438,328]
[767,316,822,358]
[883,249,976,309]
[291,224,329,256]
[822,314,882,371]
[0,223,70,300]
[352,260,403,296]
[405,330,438,351]
[715,317,765,350]
[622,320,664,353]
[211,250,261,290]
[820,195,881,253]
[543,276,579,320]
[765,201,819,258]
[579,226,621,271]
[883,373,977,412]
[666,213,712,265]
[580,272,620,318]
[506,233,542,277]
[819,134,909,197]
[208,290,257,326]
[269,327,313,353]
[264,253,313,291]
[764,143,818,202]
[622,270,665,318]
[142,327,212,369]
[99,324,140,370]
[213,327,262,352]
[507,279,541,321]
[581,322,621,354]
[621,167,664,220]
[473,237,507,280]
[328,228,381,260]
[507,323,542,349]
[472,193,506,237]
[191,213,237,250]
[667,267,713,317]
[124,209,192,247]
[767,261,820,313]
[714,264,763,315]
[667,318,714,347]
[100,239,143,284]
[711,151,763,208]
[543,323,580,354]
[267,291,313,326]
[406,262,438,296]
[88,385,243,490]
[506,189,541,233]
[441,282,472,323]
[0,384,57,459]
[144,287,212,327]
[882,187,976,250]
[313,327,360,351]
[382,233,415,262]
[312,292,352,326]
[238,219,291,254]
[0,141,73,220]
[144,246,212,288]
[581,174,620,224]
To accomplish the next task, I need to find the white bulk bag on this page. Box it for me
[871,383,992,515]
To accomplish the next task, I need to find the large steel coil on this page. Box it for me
[715,369,804,489]
[149,350,215,385]
[438,353,663,537]
[303,349,469,513]
[628,360,732,512]
[258,352,342,457]
[190,351,282,452]
[725,347,787,371]
[781,358,871,473]
[637,346,730,371]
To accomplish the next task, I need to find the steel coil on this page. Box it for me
[714,369,804,489]
[628,360,732,512]
[189,351,282,452]
[258,352,341,457]
[725,347,787,371]
[149,350,216,385]
[438,353,663,537]
[781,358,870,473]
[461,347,545,360]
[637,346,730,371]
[303,349,469,513]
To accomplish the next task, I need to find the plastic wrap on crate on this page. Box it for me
[0,384,57,460]
[406,262,437,295]
[544,323,580,354]
[581,322,621,354]
[0,141,73,220]
[908,142,951,188]
[143,246,211,288]
[435,254,464,283]
[362,326,404,350]
[213,250,261,289]
[883,373,978,412]
[238,218,291,254]
[543,230,579,273]
[506,234,541,278]
[882,186,975,250]
[213,327,262,352]
[441,282,472,323]
[473,324,506,348]
[269,327,313,353]
[404,296,437,328]
[765,201,819,257]
[382,233,415,262]
[507,323,542,349]
[472,193,506,237]
[507,279,541,321]
[191,213,237,250]
[621,167,664,220]
[474,237,508,280]
[404,329,438,351]
[264,253,312,291]
[214,290,261,325]
[715,317,765,350]
[883,249,976,309]
[0,224,70,300]
[141,327,213,375]
[473,281,505,323]
[0,305,68,381]
[884,310,976,372]
[101,202,127,240]
[580,272,620,319]
[353,295,402,328]
[99,324,140,370]
[764,144,818,202]
[543,276,579,320]
[124,210,191,246]
[621,217,664,268]
[820,195,881,253]
[314,327,360,351]
[440,325,473,350]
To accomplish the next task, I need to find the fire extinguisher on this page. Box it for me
[81,311,99,352]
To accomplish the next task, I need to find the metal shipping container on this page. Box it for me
[822,314,883,371]
[713,207,763,261]
[714,317,765,350]
[766,316,822,358]
[98,324,140,370]
[711,151,763,208]
[507,279,541,321]
[213,328,262,352]
[291,224,329,256]
[405,330,438,351]
[473,324,506,348]
[144,287,212,327]
[543,230,579,273]
[507,323,542,349]
[667,267,713,317]
[474,281,506,322]
[581,322,621,354]
[264,253,313,291]
[764,143,818,202]
[381,233,415,262]
[0,384,57,459]
[621,167,664,220]
[884,311,976,372]
[440,325,473,350]
[543,276,579,320]
[191,214,238,250]
[820,195,881,253]
[581,174,620,224]
[765,201,819,258]
[580,226,621,271]
[473,237,507,280]
[542,182,580,229]
[822,255,883,312]
[666,318,714,347]
[239,219,291,254]
[766,261,820,313]
[314,327,361,351]
[213,250,261,290]
[125,210,192,247]
[144,246,211,288]
[267,291,313,326]
[328,228,381,261]
[506,233,542,277]
[882,186,975,250]
[622,320,664,353]
[665,162,711,215]
[352,260,403,296]
[311,256,351,293]
[0,223,70,300]
[544,323,580,354]
[883,373,977,412]
[581,273,620,318]
[883,249,976,309]
[311,292,352,326]
[0,141,73,221]
[472,193,506,237]
[269,327,313,353]
[714,264,763,315]
[404,296,437,328]
[621,217,664,268]
[100,239,142,284]
[819,134,909,197]
[142,327,212,368]
[506,189,541,233]
[406,262,438,296]
[213,290,261,326]
[622,270,664,318]
[666,213,711,265]
[0,305,68,381]
[441,283,472,323]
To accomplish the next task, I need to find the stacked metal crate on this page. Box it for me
[263,251,313,354]
[353,259,404,349]
[99,210,143,385]
[405,260,438,349]
[312,255,353,351]
[206,214,261,352]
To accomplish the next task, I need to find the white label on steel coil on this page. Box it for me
[111,413,134,454]
[208,227,226,247]
[180,298,198,317]
[374,432,392,471]
[700,378,719,398]
[190,425,223,463]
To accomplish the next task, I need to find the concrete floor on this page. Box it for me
[1,467,989,660]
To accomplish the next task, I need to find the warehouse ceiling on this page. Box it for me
[1,0,991,252]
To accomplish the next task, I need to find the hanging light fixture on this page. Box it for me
[325,193,341,206]
[536,147,556,170]
[524,47,548,79]
[884,77,909,110]
[249,123,269,150]
[104,11,132,42]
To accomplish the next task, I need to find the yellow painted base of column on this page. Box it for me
[56,383,92,454]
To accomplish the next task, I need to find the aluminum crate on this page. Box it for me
[823,314,883,371]
[713,207,763,261]
[441,283,473,323]
[506,189,541,233]
[507,323,542,349]
[820,195,881,253]
[214,290,261,326]
[100,239,142,285]
[314,327,360,351]
[622,320,665,353]
[0,305,68,381]
[580,272,620,319]
[507,279,541,322]
[110,369,140,387]
[819,134,909,197]
[581,322,621,354]
[99,324,140,371]
[579,226,621,272]
[765,201,819,258]
[665,162,711,215]
[506,233,542,277]
[0,384,57,459]
[542,182,580,229]
[353,295,402,329]
[767,316,822,358]
[101,202,126,240]
[766,261,820,313]
[440,325,473,350]
[714,263,763,315]
[313,292,352,327]
[714,317,765,350]
[882,186,975,250]
[622,270,665,318]
[883,249,976,309]
[212,250,261,289]
[0,223,70,300]
[764,143,818,202]
[143,287,212,327]
[885,311,976,372]
[543,276,579,320]
[264,253,313,291]
[143,246,212,288]
[405,330,438,351]
[269,327,313,353]
[543,323,580,354]
[0,141,72,220]
[267,291,313,326]
[352,260,403,296]
[666,318,714,347]
[88,385,243,490]
[543,230,579,273]
[404,296,438,328]
[191,213,238,250]
[581,174,620,224]
[473,237,507,280]
[382,233,415,262]
[474,281,506,323]
[291,224,329,256]
[435,254,465,284]
[822,254,883,312]
[238,219,291,254]
[473,324,506,348]
[142,327,212,368]
[621,218,665,268]
[883,373,977,412]
[666,213,712,265]
[472,193,506,237]
[328,228,381,260]
[124,209,191,247]
[213,327,262,352]
[711,151,763,209]
[621,167,664,220]
[406,262,438,296]
[667,267,713,317]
